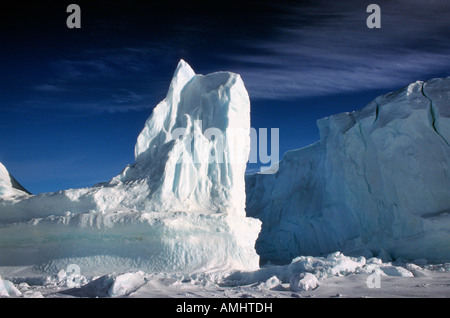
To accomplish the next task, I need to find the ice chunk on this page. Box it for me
[0,276,22,297]
[23,291,44,298]
[258,275,283,291]
[289,273,319,291]
[405,263,429,277]
[289,252,366,280]
[108,271,147,297]
[379,266,414,277]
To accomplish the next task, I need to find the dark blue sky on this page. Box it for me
[1,0,449,194]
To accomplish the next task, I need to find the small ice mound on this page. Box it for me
[257,275,283,291]
[406,81,423,96]
[379,266,414,277]
[108,271,147,297]
[290,273,319,292]
[289,252,366,280]
[406,263,429,278]
[60,271,147,297]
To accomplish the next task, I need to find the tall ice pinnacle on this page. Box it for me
[0,60,261,274]
[115,59,251,216]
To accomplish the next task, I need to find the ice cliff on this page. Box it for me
[246,77,450,264]
[0,60,261,274]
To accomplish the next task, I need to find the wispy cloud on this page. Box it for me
[34,84,71,92]
[224,0,450,99]
[50,44,178,80]
[20,0,450,110]
[21,89,155,114]
[23,44,179,114]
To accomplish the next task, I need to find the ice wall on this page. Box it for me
[246,77,450,264]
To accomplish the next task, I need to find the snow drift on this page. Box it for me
[0,60,261,274]
[246,77,450,264]
[4,250,445,298]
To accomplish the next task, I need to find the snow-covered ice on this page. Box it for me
[0,252,449,298]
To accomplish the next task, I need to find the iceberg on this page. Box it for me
[246,77,450,264]
[0,60,261,275]
[0,162,30,199]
